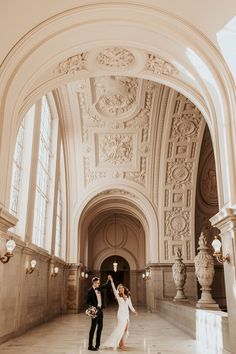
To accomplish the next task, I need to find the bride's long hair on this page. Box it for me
[117,283,130,298]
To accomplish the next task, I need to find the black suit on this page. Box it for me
[86,281,110,349]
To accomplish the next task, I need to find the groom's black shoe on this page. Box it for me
[88,347,97,351]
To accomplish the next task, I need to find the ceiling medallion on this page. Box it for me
[177,121,196,136]
[94,76,138,116]
[96,47,135,68]
[172,166,189,182]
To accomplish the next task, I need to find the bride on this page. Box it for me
[103,275,137,350]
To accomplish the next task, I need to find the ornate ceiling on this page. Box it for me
[56,50,206,262]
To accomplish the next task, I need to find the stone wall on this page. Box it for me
[156,300,231,353]
[0,235,68,344]
[146,264,197,311]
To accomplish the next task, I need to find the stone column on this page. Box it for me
[210,208,236,354]
[67,264,80,313]
[194,232,219,309]
[172,248,187,301]
[145,265,162,312]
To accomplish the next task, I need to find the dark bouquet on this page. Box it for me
[85,306,98,319]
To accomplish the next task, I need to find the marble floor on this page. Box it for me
[0,307,225,354]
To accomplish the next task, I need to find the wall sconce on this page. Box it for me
[212,235,230,264]
[142,269,151,280]
[0,238,16,264]
[81,270,89,279]
[26,259,37,274]
[51,266,59,277]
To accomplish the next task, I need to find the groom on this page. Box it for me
[86,276,111,351]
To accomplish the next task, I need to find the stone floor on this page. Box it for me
[0,307,227,354]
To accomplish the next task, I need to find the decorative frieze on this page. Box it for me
[58,52,87,74]
[160,94,204,262]
[97,189,135,198]
[96,47,135,68]
[146,53,178,76]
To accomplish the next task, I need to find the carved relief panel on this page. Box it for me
[75,76,158,189]
[160,93,205,262]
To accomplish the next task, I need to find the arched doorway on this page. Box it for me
[100,256,130,305]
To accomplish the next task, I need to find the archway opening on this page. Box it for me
[100,255,130,305]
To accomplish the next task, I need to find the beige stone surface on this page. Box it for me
[0,307,223,354]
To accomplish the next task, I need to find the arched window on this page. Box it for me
[9,105,35,236]
[32,96,53,247]
[9,120,25,216]
[54,142,67,260]
[55,182,62,257]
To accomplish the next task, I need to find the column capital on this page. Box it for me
[210,207,236,230]
[0,205,18,232]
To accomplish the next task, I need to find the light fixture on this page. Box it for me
[0,238,16,264]
[212,235,230,263]
[26,259,37,274]
[113,213,118,272]
[142,269,151,280]
[81,270,89,279]
[51,266,59,277]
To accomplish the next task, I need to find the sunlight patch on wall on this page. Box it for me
[217,16,236,78]
[196,309,224,353]
[186,48,215,86]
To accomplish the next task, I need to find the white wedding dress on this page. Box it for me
[102,281,136,350]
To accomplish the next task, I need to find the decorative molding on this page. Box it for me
[84,157,106,186]
[170,112,201,141]
[166,160,193,188]
[161,94,204,262]
[94,76,138,117]
[58,52,87,74]
[0,206,18,232]
[165,208,190,240]
[96,189,136,198]
[77,78,156,188]
[96,47,134,68]
[100,134,133,166]
[146,53,178,76]
[124,157,147,186]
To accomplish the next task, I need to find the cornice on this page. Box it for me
[0,206,18,232]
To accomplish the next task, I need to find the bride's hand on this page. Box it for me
[108,275,113,281]
[134,311,138,315]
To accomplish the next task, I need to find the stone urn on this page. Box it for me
[194,232,219,309]
[172,248,187,301]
